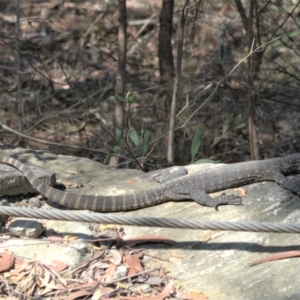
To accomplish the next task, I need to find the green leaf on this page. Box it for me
[219,44,225,64]
[125,91,135,103]
[111,146,122,154]
[142,130,151,156]
[222,125,229,135]
[115,94,125,102]
[104,152,111,164]
[235,123,246,129]
[128,128,139,146]
[183,84,192,94]
[213,136,220,145]
[224,98,234,114]
[191,129,203,160]
[107,140,120,147]
[115,127,122,142]
[228,113,235,124]
[128,96,135,103]
[234,114,242,128]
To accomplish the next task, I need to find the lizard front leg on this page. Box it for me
[164,189,243,210]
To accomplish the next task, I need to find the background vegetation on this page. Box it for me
[0,0,300,170]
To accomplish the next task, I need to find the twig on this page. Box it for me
[15,0,23,145]
[110,0,127,167]
[123,34,285,158]
[134,12,156,39]
[0,121,129,160]
[168,0,189,164]
[176,34,285,129]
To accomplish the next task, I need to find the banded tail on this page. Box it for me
[0,157,165,212]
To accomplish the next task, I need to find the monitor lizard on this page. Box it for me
[0,154,300,212]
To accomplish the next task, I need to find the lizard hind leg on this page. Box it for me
[188,190,243,210]
[278,174,300,196]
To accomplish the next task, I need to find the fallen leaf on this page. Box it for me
[118,297,162,300]
[153,281,175,300]
[176,290,208,300]
[64,234,79,241]
[92,244,103,251]
[41,259,68,273]
[92,287,115,299]
[235,187,246,197]
[172,251,183,259]
[201,235,211,243]
[46,229,64,242]
[250,250,300,266]
[124,253,144,274]
[0,250,15,273]
[101,263,117,283]
[98,224,118,230]
[65,290,92,300]
[106,249,122,265]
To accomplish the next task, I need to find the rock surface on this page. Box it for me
[0,148,300,299]
[0,158,55,196]
[8,219,45,238]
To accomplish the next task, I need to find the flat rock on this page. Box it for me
[0,159,55,196]
[8,219,45,238]
[0,148,300,299]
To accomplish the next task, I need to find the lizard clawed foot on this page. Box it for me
[213,194,243,211]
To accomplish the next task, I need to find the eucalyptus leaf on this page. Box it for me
[115,127,122,142]
[236,123,246,129]
[224,98,234,114]
[234,114,242,128]
[213,136,220,145]
[142,130,151,156]
[115,94,125,102]
[128,128,139,146]
[228,113,235,124]
[112,147,122,154]
[223,125,229,135]
[107,140,120,147]
[191,129,203,160]
[219,44,225,64]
